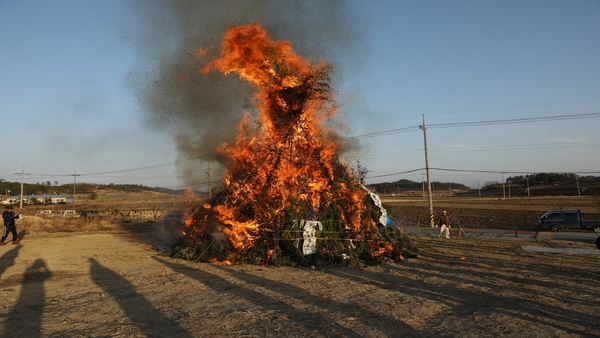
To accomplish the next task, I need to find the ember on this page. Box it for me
[172,23,416,266]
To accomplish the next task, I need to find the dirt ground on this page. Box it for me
[0,215,598,338]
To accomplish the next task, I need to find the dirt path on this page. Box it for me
[0,225,599,337]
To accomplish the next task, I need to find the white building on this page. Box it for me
[1,195,75,205]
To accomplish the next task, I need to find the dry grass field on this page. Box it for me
[382,195,600,230]
[0,191,598,337]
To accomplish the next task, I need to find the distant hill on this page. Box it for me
[368,179,469,195]
[0,180,183,197]
[368,173,600,197]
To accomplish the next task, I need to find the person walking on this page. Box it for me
[1,205,21,245]
[436,210,451,239]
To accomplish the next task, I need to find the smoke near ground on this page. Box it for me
[125,0,369,190]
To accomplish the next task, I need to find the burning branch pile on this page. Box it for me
[172,24,416,266]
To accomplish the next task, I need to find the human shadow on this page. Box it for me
[0,245,22,278]
[213,264,420,337]
[1,259,51,338]
[154,256,422,337]
[420,239,600,302]
[88,258,191,338]
[17,230,26,241]
[326,254,599,336]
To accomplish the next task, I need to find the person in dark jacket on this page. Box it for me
[1,205,21,245]
[436,210,451,239]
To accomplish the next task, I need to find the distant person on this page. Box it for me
[436,210,451,239]
[1,205,21,245]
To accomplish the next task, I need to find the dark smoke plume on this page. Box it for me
[126,0,368,190]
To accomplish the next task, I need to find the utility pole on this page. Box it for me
[15,167,31,210]
[526,177,530,197]
[476,180,481,196]
[422,171,425,199]
[576,176,581,196]
[419,115,434,227]
[502,171,505,199]
[72,171,80,205]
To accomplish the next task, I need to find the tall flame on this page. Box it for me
[180,23,398,264]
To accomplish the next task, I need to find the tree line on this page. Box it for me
[0,180,172,197]
[369,179,469,194]
[505,173,600,187]
[369,173,600,193]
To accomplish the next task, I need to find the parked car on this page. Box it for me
[536,210,600,233]
[57,210,80,217]
[36,210,52,215]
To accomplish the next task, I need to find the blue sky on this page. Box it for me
[349,1,600,189]
[0,1,599,191]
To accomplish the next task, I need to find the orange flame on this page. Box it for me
[185,23,376,260]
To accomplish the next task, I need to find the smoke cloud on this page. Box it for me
[126,0,368,189]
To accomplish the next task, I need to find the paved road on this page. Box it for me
[400,226,600,243]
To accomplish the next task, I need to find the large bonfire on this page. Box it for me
[172,24,416,266]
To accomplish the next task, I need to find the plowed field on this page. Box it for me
[382,196,600,230]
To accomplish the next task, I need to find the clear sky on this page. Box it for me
[1,1,599,191]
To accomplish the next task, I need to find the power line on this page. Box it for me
[0,156,213,187]
[352,126,420,139]
[367,168,426,179]
[3,109,599,186]
[362,140,600,159]
[428,98,600,115]
[364,97,600,126]
[25,156,207,178]
[428,112,600,128]
[353,112,600,138]
[366,167,600,180]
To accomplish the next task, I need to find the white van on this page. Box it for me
[57,210,80,217]
[2,199,19,205]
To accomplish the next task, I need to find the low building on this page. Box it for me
[1,198,19,205]
[1,195,75,205]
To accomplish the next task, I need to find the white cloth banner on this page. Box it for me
[294,220,323,255]
[360,184,392,226]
